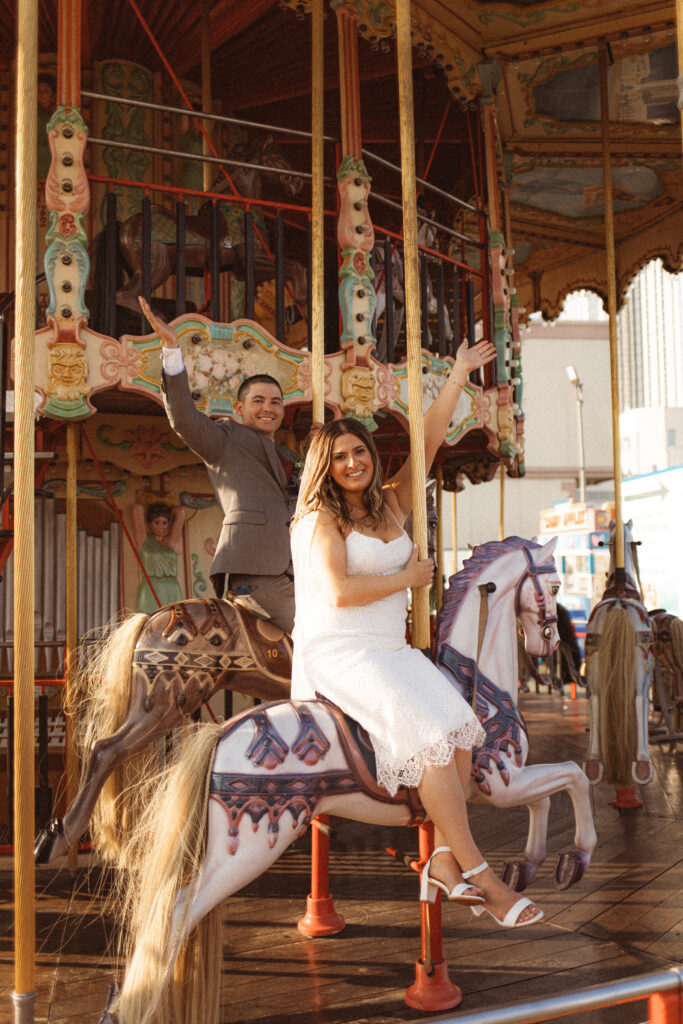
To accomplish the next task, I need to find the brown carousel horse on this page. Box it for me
[35,488,441,867]
[91,134,307,317]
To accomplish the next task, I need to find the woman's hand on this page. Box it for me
[450,339,497,385]
[404,544,435,588]
[138,296,178,348]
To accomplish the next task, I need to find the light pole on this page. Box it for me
[566,365,586,504]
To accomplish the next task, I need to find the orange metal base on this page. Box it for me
[649,990,683,1024]
[405,958,463,1012]
[297,894,346,937]
[612,786,643,809]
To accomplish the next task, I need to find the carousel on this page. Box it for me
[1,0,682,1022]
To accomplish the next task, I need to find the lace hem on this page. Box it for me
[375,718,486,796]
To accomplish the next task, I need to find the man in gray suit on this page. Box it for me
[139,298,296,633]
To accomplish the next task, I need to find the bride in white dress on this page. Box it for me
[291,340,544,929]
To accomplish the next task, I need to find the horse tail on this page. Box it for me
[78,613,148,865]
[115,722,225,1024]
[597,605,638,785]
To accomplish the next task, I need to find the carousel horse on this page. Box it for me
[96,537,596,1024]
[91,134,306,318]
[584,519,654,786]
[35,486,441,868]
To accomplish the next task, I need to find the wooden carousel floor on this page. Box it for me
[1,690,682,1024]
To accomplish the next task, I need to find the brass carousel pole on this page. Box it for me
[499,462,505,541]
[201,0,213,193]
[397,0,461,1011]
[599,44,625,577]
[311,0,325,421]
[395,0,429,652]
[12,0,38,1016]
[435,467,443,611]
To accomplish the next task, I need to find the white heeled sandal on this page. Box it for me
[469,860,544,929]
[419,847,486,906]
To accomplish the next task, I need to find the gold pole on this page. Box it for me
[65,425,79,872]
[599,45,625,572]
[13,0,37,1014]
[499,463,505,541]
[451,490,458,577]
[435,468,443,610]
[396,0,429,649]
[311,0,325,423]
[201,0,213,193]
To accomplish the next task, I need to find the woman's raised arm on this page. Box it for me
[387,340,496,517]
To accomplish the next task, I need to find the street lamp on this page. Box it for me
[566,365,586,504]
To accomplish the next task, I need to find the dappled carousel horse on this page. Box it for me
[91,134,306,317]
[584,519,654,786]
[95,537,596,1024]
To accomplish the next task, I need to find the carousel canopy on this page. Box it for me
[1,0,680,319]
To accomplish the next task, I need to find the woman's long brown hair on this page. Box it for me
[293,418,386,534]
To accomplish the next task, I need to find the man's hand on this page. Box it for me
[139,296,178,349]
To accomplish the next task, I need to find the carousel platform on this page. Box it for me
[1,690,681,1024]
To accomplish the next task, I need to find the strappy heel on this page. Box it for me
[419,847,485,906]
[467,860,544,928]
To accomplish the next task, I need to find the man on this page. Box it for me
[139,297,296,633]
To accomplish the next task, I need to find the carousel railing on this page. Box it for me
[418,965,683,1024]
[82,93,486,360]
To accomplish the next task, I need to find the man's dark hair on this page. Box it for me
[237,374,283,403]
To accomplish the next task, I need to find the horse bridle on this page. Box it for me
[515,547,558,646]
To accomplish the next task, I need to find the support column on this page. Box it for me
[311,0,325,423]
[599,45,625,575]
[65,425,79,873]
[334,2,376,395]
[13,0,38,1017]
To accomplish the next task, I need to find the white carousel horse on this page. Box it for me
[101,537,596,1024]
[584,519,654,786]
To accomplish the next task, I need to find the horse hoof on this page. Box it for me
[633,760,654,784]
[583,759,603,784]
[34,818,64,864]
[501,861,535,892]
[554,851,587,891]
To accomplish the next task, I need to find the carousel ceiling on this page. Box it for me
[1,0,681,317]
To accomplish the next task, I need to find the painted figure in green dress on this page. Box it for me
[133,501,185,613]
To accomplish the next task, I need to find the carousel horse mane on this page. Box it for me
[436,536,542,648]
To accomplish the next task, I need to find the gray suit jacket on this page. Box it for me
[163,370,294,577]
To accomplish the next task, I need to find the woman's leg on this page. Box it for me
[419,756,540,924]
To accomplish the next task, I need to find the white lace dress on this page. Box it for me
[290,515,485,796]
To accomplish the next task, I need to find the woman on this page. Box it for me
[132,501,185,613]
[291,341,543,928]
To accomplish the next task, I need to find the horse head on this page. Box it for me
[252,133,303,197]
[604,518,642,599]
[436,537,560,696]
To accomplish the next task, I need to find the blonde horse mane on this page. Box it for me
[114,722,225,1024]
[597,606,638,785]
[78,613,150,865]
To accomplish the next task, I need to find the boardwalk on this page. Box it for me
[1,690,682,1024]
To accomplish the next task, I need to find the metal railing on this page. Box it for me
[423,966,683,1024]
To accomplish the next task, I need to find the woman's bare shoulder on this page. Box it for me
[381,483,408,526]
